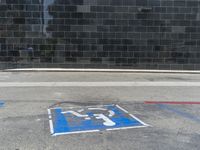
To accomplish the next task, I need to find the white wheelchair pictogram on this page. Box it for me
[61,107,116,126]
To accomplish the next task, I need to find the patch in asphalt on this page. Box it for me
[48,104,149,136]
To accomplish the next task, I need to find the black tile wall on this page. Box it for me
[1,0,200,70]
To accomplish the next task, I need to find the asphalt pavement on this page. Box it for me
[0,72,200,150]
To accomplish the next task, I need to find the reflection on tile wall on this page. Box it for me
[1,0,200,69]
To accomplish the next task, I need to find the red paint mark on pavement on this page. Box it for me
[144,101,200,105]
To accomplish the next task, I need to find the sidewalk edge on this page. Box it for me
[3,68,200,74]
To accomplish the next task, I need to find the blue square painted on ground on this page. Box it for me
[48,104,148,136]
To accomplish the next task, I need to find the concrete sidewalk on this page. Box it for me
[0,72,199,102]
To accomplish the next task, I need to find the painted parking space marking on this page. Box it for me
[48,104,149,136]
[145,101,200,124]
[0,101,4,108]
[157,104,200,124]
[47,109,54,134]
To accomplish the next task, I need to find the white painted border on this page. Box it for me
[49,104,115,110]
[49,120,54,134]
[129,114,150,127]
[116,105,150,127]
[106,125,147,131]
[48,104,149,136]
[53,130,100,136]
[47,109,54,134]
[116,105,129,113]
[47,109,52,119]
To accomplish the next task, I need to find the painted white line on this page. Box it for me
[129,114,150,127]
[106,125,147,131]
[47,109,54,134]
[116,105,129,113]
[47,109,51,115]
[88,108,107,111]
[49,119,54,134]
[49,120,54,134]
[47,109,52,119]
[116,105,150,127]
[52,130,100,136]
[49,104,114,110]
[0,82,200,87]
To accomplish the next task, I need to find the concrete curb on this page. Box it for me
[3,68,200,74]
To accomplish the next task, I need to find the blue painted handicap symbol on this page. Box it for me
[0,101,4,108]
[48,104,148,136]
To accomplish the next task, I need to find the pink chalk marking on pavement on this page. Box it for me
[144,101,200,105]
